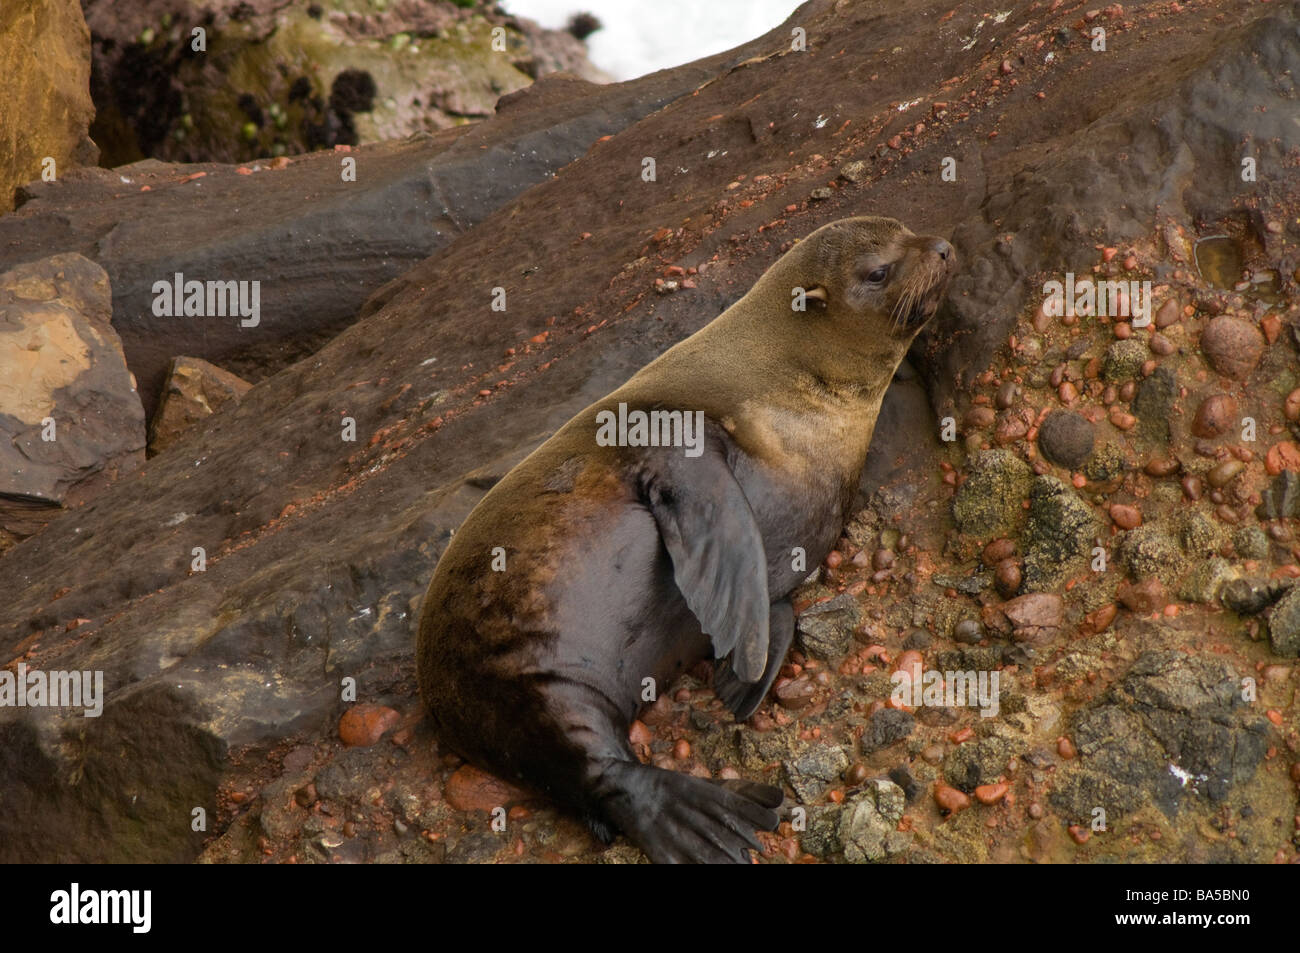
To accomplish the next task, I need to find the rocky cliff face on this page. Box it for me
[81,0,609,167]
[0,0,1297,864]
[0,0,99,213]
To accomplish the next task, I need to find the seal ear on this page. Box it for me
[642,442,771,683]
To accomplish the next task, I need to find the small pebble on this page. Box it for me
[995,559,1022,598]
[1109,503,1141,529]
[934,783,971,815]
[983,538,1016,565]
[974,783,1008,805]
[1207,459,1244,488]
[1191,394,1238,438]
[1285,388,1300,422]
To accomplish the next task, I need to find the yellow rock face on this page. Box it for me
[0,0,98,211]
[0,305,92,424]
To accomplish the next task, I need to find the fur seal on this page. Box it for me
[417,215,956,863]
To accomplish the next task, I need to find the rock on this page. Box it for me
[1177,556,1239,605]
[82,0,608,167]
[1232,526,1270,560]
[953,618,984,644]
[0,0,97,212]
[902,628,931,651]
[1118,577,1167,614]
[799,805,844,857]
[942,735,1017,790]
[775,675,818,710]
[953,450,1033,537]
[1178,509,1226,557]
[838,160,869,183]
[1257,471,1300,520]
[1118,524,1184,583]
[445,832,503,864]
[1267,587,1300,657]
[838,779,908,862]
[1037,410,1094,468]
[443,765,527,813]
[2,64,745,416]
[337,703,400,747]
[1191,394,1238,437]
[987,593,1064,643]
[1221,577,1292,616]
[737,724,800,772]
[1082,443,1127,483]
[796,593,861,660]
[0,253,144,549]
[1131,366,1178,445]
[1051,651,1269,822]
[1206,459,1244,488]
[860,708,914,754]
[783,744,850,803]
[1023,476,1099,590]
[148,357,253,455]
[1199,315,1264,380]
[1265,440,1300,476]
[1101,339,1148,381]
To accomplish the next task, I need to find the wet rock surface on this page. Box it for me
[1052,651,1270,823]
[2,0,1299,864]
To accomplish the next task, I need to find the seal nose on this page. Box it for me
[928,238,953,261]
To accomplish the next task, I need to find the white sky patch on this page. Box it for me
[501,0,803,80]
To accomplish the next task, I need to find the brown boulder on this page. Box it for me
[0,253,144,549]
[148,356,252,455]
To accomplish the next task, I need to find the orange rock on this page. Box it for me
[934,782,970,814]
[337,703,400,747]
[1265,441,1300,476]
[444,765,528,813]
[974,782,1009,805]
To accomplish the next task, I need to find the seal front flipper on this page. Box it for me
[714,599,795,720]
[597,760,783,863]
[641,439,770,682]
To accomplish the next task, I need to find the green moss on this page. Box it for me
[953,450,1033,537]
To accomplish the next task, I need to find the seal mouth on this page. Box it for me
[890,239,957,336]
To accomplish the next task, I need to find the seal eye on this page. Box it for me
[864,266,890,284]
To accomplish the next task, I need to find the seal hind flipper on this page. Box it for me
[641,441,771,682]
[598,760,782,863]
[713,599,795,720]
